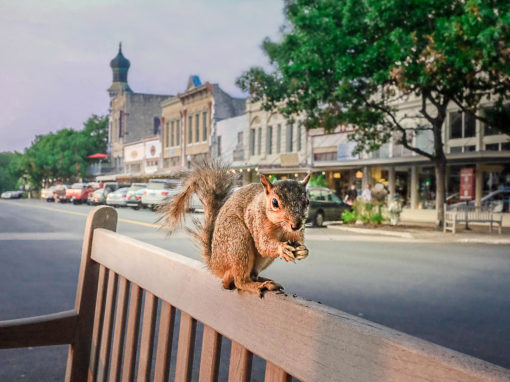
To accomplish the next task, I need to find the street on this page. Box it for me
[1,199,510,381]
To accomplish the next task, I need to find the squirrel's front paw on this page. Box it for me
[293,242,309,260]
[278,242,296,263]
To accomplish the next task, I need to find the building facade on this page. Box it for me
[160,76,246,173]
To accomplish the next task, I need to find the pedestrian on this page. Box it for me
[345,184,358,205]
[362,184,372,202]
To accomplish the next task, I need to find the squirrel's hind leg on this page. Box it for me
[234,275,282,298]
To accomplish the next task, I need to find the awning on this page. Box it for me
[88,153,108,159]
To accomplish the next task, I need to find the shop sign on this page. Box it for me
[337,142,357,160]
[124,143,144,163]
[145,140,161,159]
[460,168,475,200]
[280,153,299,166]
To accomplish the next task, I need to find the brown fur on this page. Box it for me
[160,162,310,296]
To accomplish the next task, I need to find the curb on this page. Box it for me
[327,224,414,239]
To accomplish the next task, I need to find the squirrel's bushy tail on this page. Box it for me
[158,161,236,266]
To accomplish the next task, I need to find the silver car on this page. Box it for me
[106,187,129,207]
[141,179,181,209]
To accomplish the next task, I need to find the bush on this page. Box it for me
[341,209,357,224]
[352,200,387,225]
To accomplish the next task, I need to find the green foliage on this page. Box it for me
[308,174,328,187]
[341,209,357,224]
[12,115,108,188]
[0,152,20,193]
[237,0,509,225]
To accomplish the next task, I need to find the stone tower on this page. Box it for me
[107,42,133,98]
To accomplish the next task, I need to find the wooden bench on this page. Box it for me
[1,206,510,381]
[444,204,503,234]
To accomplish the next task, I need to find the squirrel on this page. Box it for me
[159,162,310,296]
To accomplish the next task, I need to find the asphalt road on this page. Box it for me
[1,199,509,381]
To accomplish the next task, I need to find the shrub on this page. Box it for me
[341,209,357,224]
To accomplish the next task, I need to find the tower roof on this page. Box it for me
[110,42,130,69]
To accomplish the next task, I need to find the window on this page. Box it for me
[449,111,476,139]
[153,117,161,135]
[217,136,222,156]
[464,145,476,152]
[485,143,499,151]
[502,142,510,151]
[450,146,462,153]
[195,114,200,143]
[297,123,302,151]
[165,122,170,148]
[188,116,192,144]
[267,126,273,154]
[119,111,124,138]
[276,124,281,154]
[249,129,256,156]
[313,152,337,161]
[286,124,293,152]
[257,128,262,155]
[237,131,243,145]
[170,121,174,147]
[176,120,180,145]
[202,112,208,142]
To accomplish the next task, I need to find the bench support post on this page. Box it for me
[65,206,117,382]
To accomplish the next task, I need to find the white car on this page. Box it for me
[106,187,129,207]
[1,190,24,199]
[141,179,181,209]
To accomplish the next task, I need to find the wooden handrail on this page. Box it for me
[0,310,78,349]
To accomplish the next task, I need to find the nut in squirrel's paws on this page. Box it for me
[279,242,297,263]
[287,241,309,261]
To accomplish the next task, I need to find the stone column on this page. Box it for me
[410,165,418,209]
[475,164,483,207]
[362,166,370,190]
[388,167,396,207]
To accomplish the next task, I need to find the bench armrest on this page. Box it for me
[0,310,78,349]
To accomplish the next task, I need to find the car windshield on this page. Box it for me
[114,188,129,194]
[129,184,147,191]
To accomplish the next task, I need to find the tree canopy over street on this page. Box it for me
[10,114,108,188]
[237,0,510,225]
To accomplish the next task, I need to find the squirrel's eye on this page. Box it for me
[272,198,279,209]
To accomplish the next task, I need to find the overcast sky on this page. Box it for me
[0,0,284,152]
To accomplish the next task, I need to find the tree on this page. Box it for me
[237,0,510,226]
[13,114,109,187]
[0,152,20,193]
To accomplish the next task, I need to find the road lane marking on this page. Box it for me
[1,201,161,229]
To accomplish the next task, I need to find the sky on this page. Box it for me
[0,0,284,152]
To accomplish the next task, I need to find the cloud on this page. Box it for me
[0,0,284,151]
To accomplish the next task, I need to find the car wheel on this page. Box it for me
[132,206,140,210]
[315,211,325,227]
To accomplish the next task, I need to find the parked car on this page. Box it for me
[41,186,57,201]
[141,179,181,209]
[54,184,69,203]
[1,190,24,199]
[106,187,129,207]
[306,186,352,227]
[87,182,121,205]
[452,187,510,213]
[126,183,147,210]
[66,183,90,204]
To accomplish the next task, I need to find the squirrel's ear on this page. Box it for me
[301,173,311,186]
[260,174,273,194]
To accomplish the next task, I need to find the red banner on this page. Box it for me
[460,168,475,200]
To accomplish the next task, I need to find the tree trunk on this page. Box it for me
[434,157,446,228]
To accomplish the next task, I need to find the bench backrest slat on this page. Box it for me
[153,301,176,382]
[109,275,130,382]
[229,341,253,382]
[198,324,222,382]
[87,264,108,381]
[175,311,197,382]
[265,361,291,382]
[97,269,118,382]
[137,291,158,382]
[121,283,143,381]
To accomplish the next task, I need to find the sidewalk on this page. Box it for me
[327,221,510,244]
